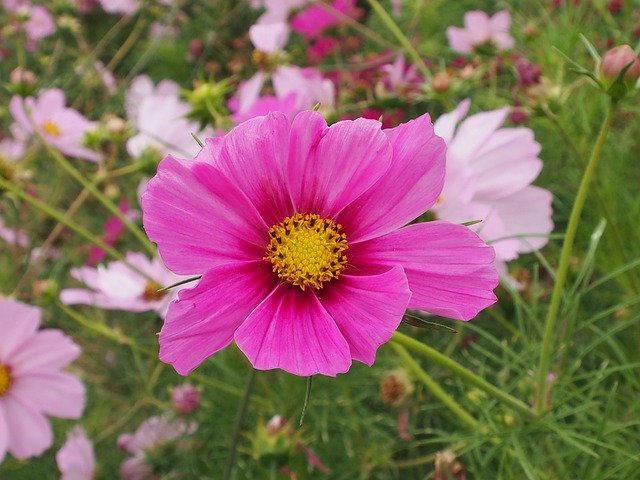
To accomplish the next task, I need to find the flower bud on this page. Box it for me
[599,45,640,98]
[171,384,201,415]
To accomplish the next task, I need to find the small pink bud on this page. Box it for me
[171,384,201,415]
[600,45,640,85]
[9,67,36,86]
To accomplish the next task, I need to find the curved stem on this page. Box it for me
[391,331,537,420]
[390,342,477,428]
[0,176,154,282]
[366,0,432,81]
[223,367,257,480]
[38,135,156,256]
[535,100,617,414]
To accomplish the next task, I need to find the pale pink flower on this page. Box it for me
[291,0,358,40]
[23,5,55,43]
[256,0,308,25]
[0,215,29,248]
[9,89,99,162]
[87,198,141,265]
[379,55,421,95]
[98,0,138,15]
[117,413,196,480]
[142,111,498,377]
[446,10,515,54]
[56,426,96,480]
[126,77,211,159]
[249,22,290,53]
[433,100,553,286]
[59,252,185,318]
[0,298,85,464]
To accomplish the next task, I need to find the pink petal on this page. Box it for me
[349,222,498,320]
[235,285,352,376]
[2,395,53,459]
[448,108,509,165]
[286,111,392,218]
[338,113,446,242]
[216,113,294,226]
[142,154,268,275]
[320,266,411,365]
[249,22,290,52]
[0,298,41,360]
[463,10,491,44]
[471,127,542,199]
[12,372,85,418]
[433,99,471,145]
[446,26,473,54]
[10,330,80,374]
[159,262,278,375]
[0,408,7,464]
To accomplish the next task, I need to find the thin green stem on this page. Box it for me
[366,0,432,81]
[391,331,537,421]
[535,100,617,414]
[390,342,477,428]
[38,135,156,256]
[223,367,257,480]
[0,176,154,282]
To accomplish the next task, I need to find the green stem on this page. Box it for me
[223,368,257,480]
[391,331,537,420]
[366,0,432,81]
[0,176,154,282]
[38,135,156,256]
[390,342,477,428]
[535,100,617,414]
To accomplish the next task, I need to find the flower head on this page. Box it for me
[433,100,553,286]
[0,297,85,463]
[56,426,96,480]
[9,88,99,162]
[142,111,498,377]
[446,10,514,55]
[59,252,184,318]
[117,413,196,480]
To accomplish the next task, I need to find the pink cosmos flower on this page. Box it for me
[87,198,141,265]
[126,76,211,159]
[432,100,553,286]
[0,298,85,464]
[117,413,196,480]
[255,0,308,25]
[142,110,498,377]
[56,426,96,480]
[98,0,138,15]
[291,0,358,40]
[379,55,422,96]
[446,10,515,54]
[60,252,185,318]
[23,5,56,45]
[9,89,99,162]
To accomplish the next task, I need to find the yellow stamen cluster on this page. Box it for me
[142,281,167,302]
[0,364,12,396]
[42,120,61,136]
[265,213,348,291]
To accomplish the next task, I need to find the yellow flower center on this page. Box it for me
[142,281,167,302]
[0,364,12,396]
[265,213,348,291]
[42,120,61,136]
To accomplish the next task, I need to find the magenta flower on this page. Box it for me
[9,88,99,162]
[291,0,358,40]
[60,252,184,318]
[142,111,498,377]
[0,298,85,463]
[446,10,515,54]
[117,413,196,480]
[432,100,553,286]
[56,426,96,480]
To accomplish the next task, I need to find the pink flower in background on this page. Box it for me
[171,384,201,416]
[0,215,29,248]
[0,298,85,464]
[126,76,211,159]
[255,0,308,25]
[379,55,422,96]
[60,252,185,318]
[291,0,358,40]
[9,89,99,162]
[98,0,138,15]
[117,413,196,480]
[56,426,96,480]
[142,110,498,377]
[23,5,55,45]
[230,23,335,121]
[446,10,514,54]
[433,99,553,286]
[87,198,141,265]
